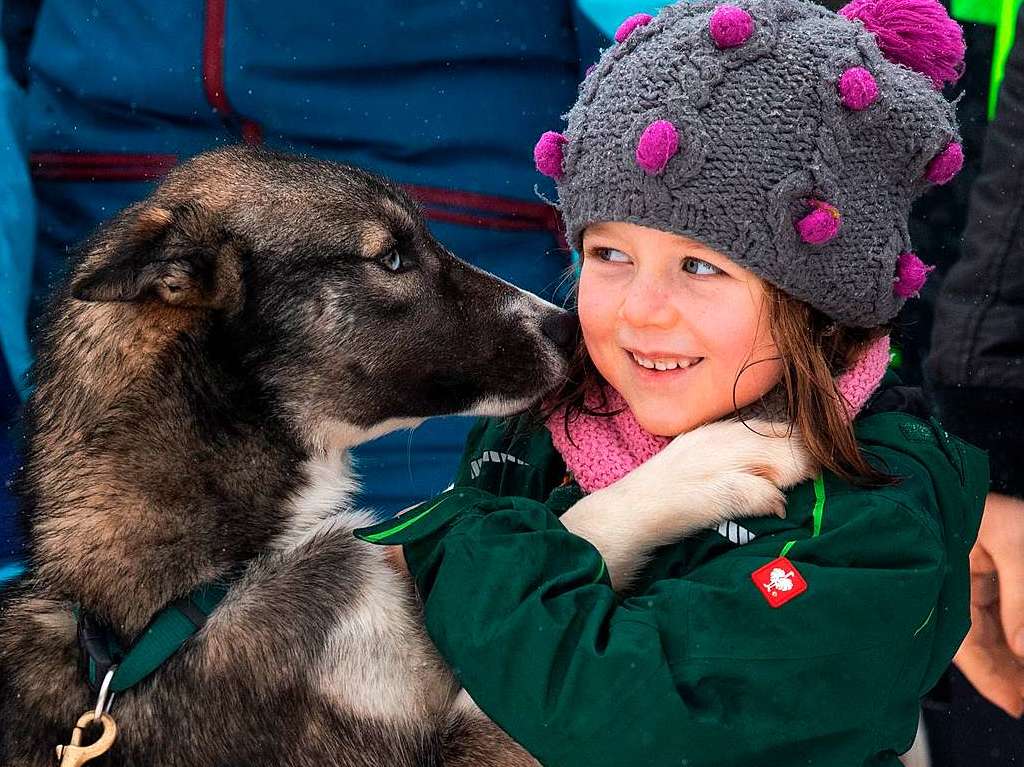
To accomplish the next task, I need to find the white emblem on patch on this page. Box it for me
[765,567,795,592]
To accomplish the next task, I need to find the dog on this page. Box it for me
[0,146,812,766]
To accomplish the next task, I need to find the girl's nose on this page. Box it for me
[619,273,679,329]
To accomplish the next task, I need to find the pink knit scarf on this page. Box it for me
[548,335,891,493]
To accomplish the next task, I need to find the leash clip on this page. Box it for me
[55,711,117,767]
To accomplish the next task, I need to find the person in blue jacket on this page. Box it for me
[0,1,659,579]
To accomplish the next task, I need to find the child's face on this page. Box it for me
[578,221,783,437]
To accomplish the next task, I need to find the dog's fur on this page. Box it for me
[0,146,812,766]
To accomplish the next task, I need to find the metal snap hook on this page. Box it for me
[93,667,116,722]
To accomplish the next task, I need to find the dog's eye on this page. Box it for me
[380,250,403,272]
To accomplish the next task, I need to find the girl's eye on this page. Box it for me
[594,247,631,264]
[380,250,403,272]
[682,257,722,276]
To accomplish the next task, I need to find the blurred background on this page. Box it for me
[0,1,1021,764]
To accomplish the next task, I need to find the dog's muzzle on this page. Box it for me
[541,311,578,358]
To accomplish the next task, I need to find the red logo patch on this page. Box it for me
[751,557,807,608]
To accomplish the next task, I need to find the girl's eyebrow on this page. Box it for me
[583,235,631,251]
[583,230,624,246]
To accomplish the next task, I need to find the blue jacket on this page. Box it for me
[0,0,655,571]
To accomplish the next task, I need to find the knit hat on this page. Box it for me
[534,0,965,327]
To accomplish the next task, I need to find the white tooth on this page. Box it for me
[677,359,691,369]
[664,360,678,370]
[632,352,654,369]
[654,360,667,371]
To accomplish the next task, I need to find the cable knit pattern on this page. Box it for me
[548,0,962,327]
[549,335,891,492]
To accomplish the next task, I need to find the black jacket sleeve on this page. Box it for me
[926,3,1024,498]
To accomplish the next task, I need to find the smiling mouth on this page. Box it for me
[628,350,704,372]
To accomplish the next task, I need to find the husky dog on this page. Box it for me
[0,146,811,766]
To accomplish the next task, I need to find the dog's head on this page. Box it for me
[63,146,575,449]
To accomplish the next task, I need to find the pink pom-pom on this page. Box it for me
[615,13,654,43]
[893,251,934,297]
[635,120,679,175]
[709,5,755,48]
[838,67,879,110]
[925,141,963,184]
[534,131,567,180]
[796,200,842,245]
[839,0,965,89]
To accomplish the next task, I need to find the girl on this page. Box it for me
[356,0,990,764]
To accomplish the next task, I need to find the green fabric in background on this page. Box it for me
[952,0,1023,118]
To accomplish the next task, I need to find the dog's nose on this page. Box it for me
[541,311,578,356]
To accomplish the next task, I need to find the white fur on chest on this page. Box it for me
[316,540,454,724]
[273,450,360,552]
[279,452,455,724]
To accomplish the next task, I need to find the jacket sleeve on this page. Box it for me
[357,487,948,766]
[0,27,36,399]
[449,416,567,501]
[926,3,1024,498]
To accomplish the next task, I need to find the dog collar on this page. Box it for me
[75,582,229,694]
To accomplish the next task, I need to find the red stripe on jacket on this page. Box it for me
[203,0,262,144]
[29,152,567,248]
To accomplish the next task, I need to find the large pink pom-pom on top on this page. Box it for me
[534,131,567,180]
[635,120,679,175]
[796,200,842,245]
[925,141,963,184]
[838,66,879,110]
[839,0,965,89]
[893,251,934,297]
[615,13,654,43]
[709,5,755,48]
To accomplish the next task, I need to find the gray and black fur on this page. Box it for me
[0,146,574,766]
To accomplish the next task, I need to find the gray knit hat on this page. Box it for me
[534,0,966,327]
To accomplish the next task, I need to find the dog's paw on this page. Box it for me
[615,418,815,535]
[701,470,788,520]
[658,418,814,491]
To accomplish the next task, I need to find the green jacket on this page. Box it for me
[356,385,988,767]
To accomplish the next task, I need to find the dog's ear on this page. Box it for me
[71,202,242,310]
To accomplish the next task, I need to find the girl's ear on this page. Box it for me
[71,202,242,310]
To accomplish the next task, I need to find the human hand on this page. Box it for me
[954,491,1024,718]
[378,502,420,575]
[384,545,407,575]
